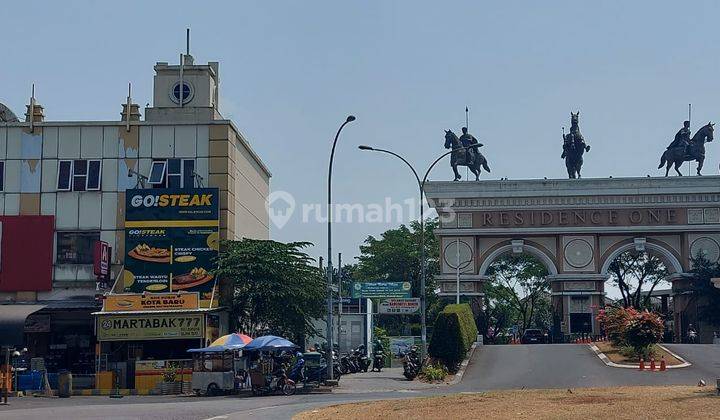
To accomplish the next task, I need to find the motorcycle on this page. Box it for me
[372,350,385,372]
[252,367,296,396]
[316,347,343,380]
[399,347,421,380]
[340,352,357,374]
[354,345,371,372]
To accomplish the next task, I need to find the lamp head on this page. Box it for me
[346,115,356,122]
[358,145,374,151]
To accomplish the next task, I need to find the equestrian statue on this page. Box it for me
[444,127,491,181]
[561,112,591,179]
[658,120,714,176]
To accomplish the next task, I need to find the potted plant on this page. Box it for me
[159,363,181,395]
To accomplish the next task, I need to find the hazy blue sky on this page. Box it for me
[3,1,719,296]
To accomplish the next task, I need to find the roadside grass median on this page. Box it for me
[294,386,720,419]
[594,341,684,366]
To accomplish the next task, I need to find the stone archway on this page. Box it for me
[478,241,559,277]
[425,176,720,342]
[599,240,683,275]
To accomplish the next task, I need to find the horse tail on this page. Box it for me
[482,161,491,173]
[658,152,667,169]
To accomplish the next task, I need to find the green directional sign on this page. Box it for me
[351,281,412,299]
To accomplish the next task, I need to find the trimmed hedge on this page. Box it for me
[428,303,478,371]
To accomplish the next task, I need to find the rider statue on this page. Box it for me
[666,120,691,155]
[458,126,481,166]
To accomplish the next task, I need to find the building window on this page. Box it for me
[56,231,100,264]
[0,161,4,192]
[148,161,167,185]
[150,159,196,188]
[170,81,194,105]
[57,160,102,192]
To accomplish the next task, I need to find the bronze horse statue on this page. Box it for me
[562,112,590,179]
[444,130,491,181]
[658,122,714,176]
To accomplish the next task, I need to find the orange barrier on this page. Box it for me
[660,356,667,371]
[639,358,645,371]
[649,358,656,371]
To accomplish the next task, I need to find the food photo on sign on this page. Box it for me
[122,188,220,304]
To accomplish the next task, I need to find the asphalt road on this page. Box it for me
[1,344,718,420]
[458,343,720,391]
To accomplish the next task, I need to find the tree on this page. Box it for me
[678,256,720,326]
[486,254,550,333]
[474,282,518,343]
[213,239,325,344]
[624,311,664,358]
[608,251,668,309]
[354,219,440,334]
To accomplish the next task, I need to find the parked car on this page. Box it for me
[521,329,546,344]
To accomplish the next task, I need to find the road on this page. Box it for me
[1,344,718,419]
[458,343,720,391]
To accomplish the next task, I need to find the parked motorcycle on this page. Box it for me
[354,345,371,372]
[316,346,343,380]
[252,366,296,396]
[372,339,385,372]
[340,352,357,374]
[372,350,385,372]
[399,346,421,380]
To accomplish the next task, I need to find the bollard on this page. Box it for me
[660,356,666,372]
[639,358,645,371]
[650,358,656,371]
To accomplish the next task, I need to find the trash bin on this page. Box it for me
[57,370,73,398]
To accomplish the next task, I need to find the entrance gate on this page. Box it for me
[425,176,720,340]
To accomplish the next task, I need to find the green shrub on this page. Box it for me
[421,363,447,381]
[625,311,664,356]
[428,303,478,372]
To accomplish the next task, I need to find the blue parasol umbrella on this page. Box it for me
[243,335,298,352]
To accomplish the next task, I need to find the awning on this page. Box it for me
[0,304,46,346]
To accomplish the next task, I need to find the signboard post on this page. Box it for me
[350,282,412,299]
[123,188,219,307]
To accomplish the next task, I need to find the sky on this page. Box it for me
[2,1,719,297]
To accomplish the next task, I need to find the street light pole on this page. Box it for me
[358,145,469,357]
[327,115,356,380]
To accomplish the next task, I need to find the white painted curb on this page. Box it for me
[588,343,691,369]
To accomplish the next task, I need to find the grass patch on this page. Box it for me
[295,386,719,419]
[594,342,683,366]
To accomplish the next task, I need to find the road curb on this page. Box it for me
[449,342,478,385]
[588,344,691,369]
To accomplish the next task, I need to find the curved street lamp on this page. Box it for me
[327,115,356,380]
[358,144,471,356]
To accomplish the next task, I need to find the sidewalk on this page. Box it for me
[335,368,449,394]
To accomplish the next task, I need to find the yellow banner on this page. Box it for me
[103,293,199,312]
[97,313,204,341]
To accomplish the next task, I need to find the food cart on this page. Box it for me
[242,335,298,396]
[187,333,252,396]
